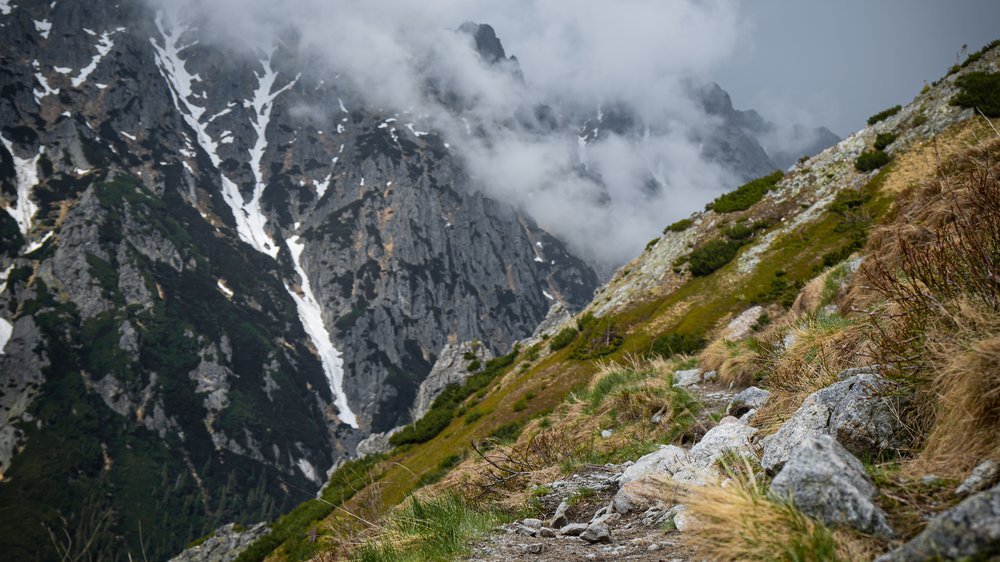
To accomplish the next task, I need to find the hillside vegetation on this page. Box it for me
[226,43,1000,562]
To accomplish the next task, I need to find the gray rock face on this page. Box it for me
[875,483,1000,562]
[549,501,570,528]
[673,368,702,387]
[618,445,688,486]
[956,459,1000,498]
[168,522,269,562]
[579,522,613,544]
[770,435,893,538]
[726,386,771,417]
[411,341,493,420]
[558,523,588,537]
[761,373,906,471]
[688,417,759,468]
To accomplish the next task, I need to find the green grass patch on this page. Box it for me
[649,331,706,359]
[351,494,510,562]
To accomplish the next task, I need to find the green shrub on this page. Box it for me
[569,315,623,360]
[854,149,891,172]
[867,105,902,126]
[512,398,528,412]
[706,171,784,214]
[952,72,1000,117]
[873,132,897,151]
[548,327,578,351]
[488,422,522,444]
[911,113,928,127]
[724,223,754,241]
[687,239,742,276]
[950,39,1000,73]
[465,359,481,372]
[464,411,483,425]
[650,332,706,358]
[664,218,694,233]
[645,237,660,251]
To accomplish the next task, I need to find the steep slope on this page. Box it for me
[231,41,1000,562]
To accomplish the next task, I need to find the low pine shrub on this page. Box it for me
[548,327,577,351]
[854,150,890,172]
[687,239,742,276]
[873,132,897,151]
[664,218,694,233]
[951,71,1000,117]
[867,105,901,126]
[706,171,784,214]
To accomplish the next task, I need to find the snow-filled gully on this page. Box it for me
[151,13,358,428]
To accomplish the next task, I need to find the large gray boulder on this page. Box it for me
[875,482,1000,561]
[760,372,906,471]
[770,435,893,538]
[955,459,1000,498]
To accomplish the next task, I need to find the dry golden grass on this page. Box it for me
[917,300,1000,476]
[681,466,878,561]
[766,315,871,394]
[698,337,763,387]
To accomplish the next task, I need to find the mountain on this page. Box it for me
[0,2,840,560]
[207,40,1000,562]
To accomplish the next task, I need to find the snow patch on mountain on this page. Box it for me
[285,235,358,428]
[0,135,42,235]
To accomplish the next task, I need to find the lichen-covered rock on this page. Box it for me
[726,386,771,417]
[875,483,1000,561]
[687,417,758,468]
[673,369,702,387]
[579,522,613,544]
[618,445,688,486]
[168,522,269,562]
[955,459,1000,498]
[761,373,906,471]
[770,435,893,538]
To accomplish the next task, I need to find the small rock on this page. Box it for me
[538,527,556,538]
[770,435,893,538]
[726,386,771,417]
[647,543,661,552]
[601,429,613,438]
[875,482,1000,561]
[703,369,718,382]
[559,523,589,536]
[673,368,702,387]
[521,518,543,530]
[591,505,611,521]
[524,543,543,555]
[579,522,613,544]
[671,506,696,532]
[516,525,538,537]
[549,500,570,528]
[955,459,1000,498]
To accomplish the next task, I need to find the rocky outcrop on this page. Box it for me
[760,372,906,471]
[955,459,1000,498]
[770,435,893,538]
[875,483,1000,562]
[168,522,269,562]
[411,341,493,420]
[726,386,770,417]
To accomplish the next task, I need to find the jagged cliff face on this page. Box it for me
[0,1,835,559]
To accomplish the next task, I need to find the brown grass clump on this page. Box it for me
[862,138,1000,475]
[766,315,871,393]
[698,338,763,387]
[681,463,877,561]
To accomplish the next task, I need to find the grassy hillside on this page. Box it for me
[234,43,1000,562]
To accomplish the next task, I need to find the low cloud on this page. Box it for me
[147,0,781,267]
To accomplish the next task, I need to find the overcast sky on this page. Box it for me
[714,0,1000,136]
